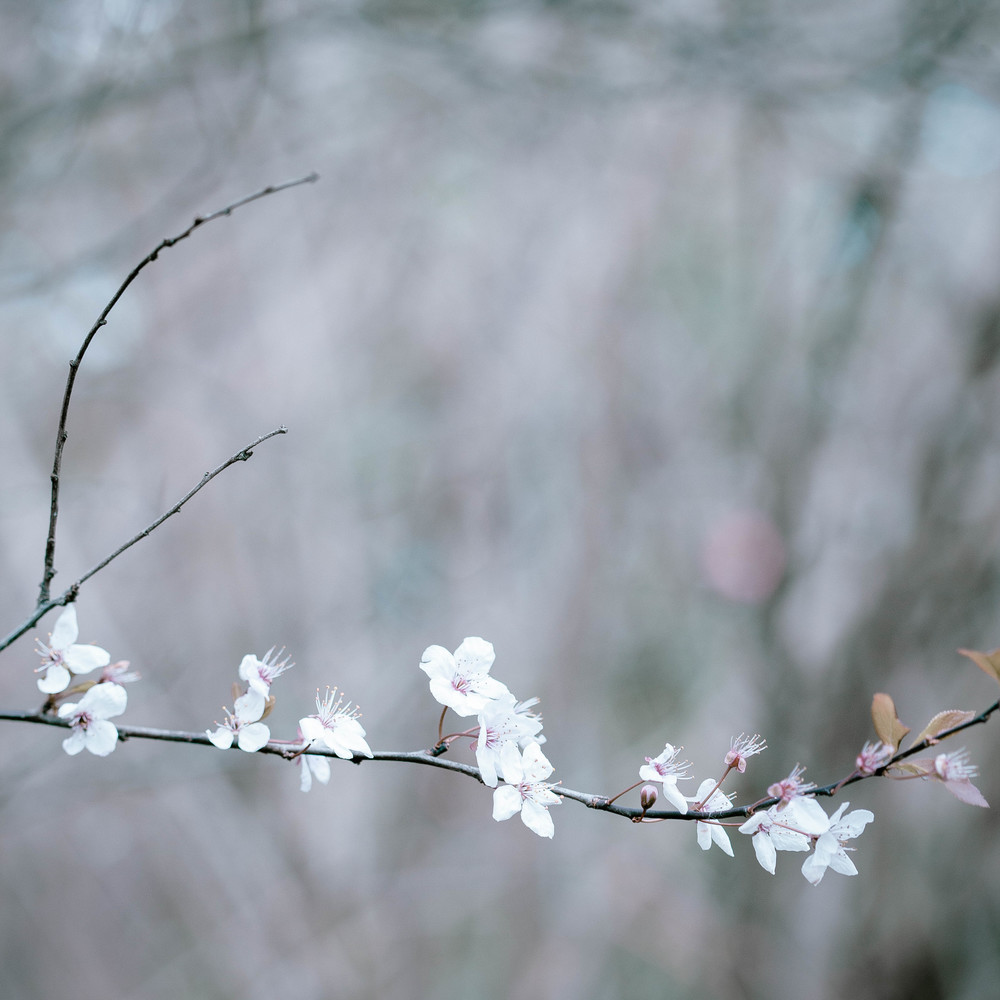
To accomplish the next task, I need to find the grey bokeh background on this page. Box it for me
[2,1,1000,998]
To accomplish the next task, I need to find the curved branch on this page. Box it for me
[0,695,995,824]
[0,426,288,654]
[37,172,318,605]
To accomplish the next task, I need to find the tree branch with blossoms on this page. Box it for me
[6,624,1000,885]
[1,173,998,892]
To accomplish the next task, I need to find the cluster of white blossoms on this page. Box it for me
[205,649,373,791]
[36,605,137,756]
[206,649,291,753]
[636,735,877,885]
[420,637,559,838]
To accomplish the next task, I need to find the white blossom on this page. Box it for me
[725,733,767,773]
[800,802,875,886]
[297,746,331,793]
[35,605,111,694]
[238,647,293,699]
[58,682,127,757]
[207,690,271,752]
[738,805,812,874]
[689,778,735,856]
[931,748,989,807]
[638,743,691,813]
[299,687,373,760]
[767,764,817,807]
[474,693,544,787]
[419,637,509,717]
[492,742,561,838]
[99,660,140,688]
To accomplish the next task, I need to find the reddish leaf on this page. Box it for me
[958,648,1000,685]
[914,709,976,745]
[889,760,932,777]
[944,779,990,808]
[871,693,910,751]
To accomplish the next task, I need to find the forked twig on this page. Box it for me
[0,426,288,654]
[37,173,318,606]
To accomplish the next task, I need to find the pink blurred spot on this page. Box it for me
[701,511,786,604]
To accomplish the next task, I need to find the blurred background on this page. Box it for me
[1,1,1000,997]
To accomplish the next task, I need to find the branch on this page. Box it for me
[37,172,318,606]
[0,426,288,654]
[1,695,995,824]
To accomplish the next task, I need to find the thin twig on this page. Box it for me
[0,426,288,654]
[0,695,995,824]
[37,172,318,606]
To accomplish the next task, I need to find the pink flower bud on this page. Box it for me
[640,784,658,811]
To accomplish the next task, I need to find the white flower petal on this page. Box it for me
[307,755,330,785]
[453,636,495,675]
[298,717,324,743]
[801,853,828,885]
[498,742,524,785]
[752,832,778,874]
[520,799,555,838]
[238,654,261,682]
[427,677,489,716]
[38,665,71,694]
[769,826,811,853]
[828,851,859,877]
[528,784,561,807]
[834,809,875,838]
[320,734,354,759]
[300,760,314,792]
[235,689,265,724]
[476,676,511,700]
[520,743,553,783]
[783,797,830,836]
[662,782,689,814]
[84,719,119,756]
[207,727,235,749]
[332,717,373,758]
[50,606,79,649]
[476,744,500,788]
[812,832,839,865]
[828,803,849,824]
[79,682,127,719]
[237,722,270,752]
[62,729,87,755]
[711,824,735,857]
[65,643,111,674]
[419,645,455,681]
[492,785,522,822]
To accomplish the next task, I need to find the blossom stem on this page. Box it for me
[831,770,861,793]
[694,764,735,811]
[606,780,643,805]
[436,705,448,744]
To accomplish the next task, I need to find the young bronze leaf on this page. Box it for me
[958,648,1000,685]
[871,692,910,751]
[914,709,976,746]
[889,760,932,777]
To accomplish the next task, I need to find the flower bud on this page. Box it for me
[640,784,658,811]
